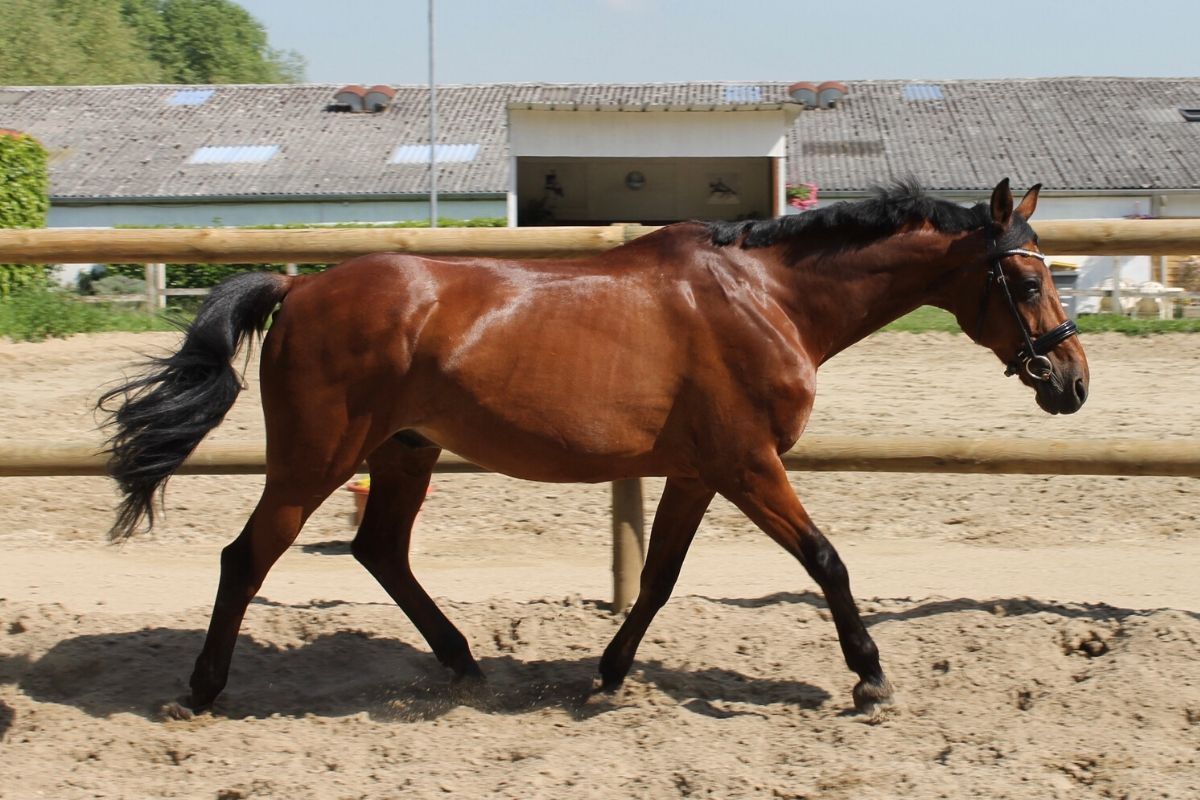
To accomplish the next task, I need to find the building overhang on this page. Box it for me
[507,104,800,159]
[508,101,803,117]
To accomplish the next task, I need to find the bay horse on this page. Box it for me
[100,178,1088,717]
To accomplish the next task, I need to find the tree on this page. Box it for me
[56,0,165,83]
[0,0,305,85]
[129,0,305,83]
[0,0,161,84]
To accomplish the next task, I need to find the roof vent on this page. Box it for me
[330,85,366,112]
[364,84,396,112]
[1180,108,1200,122]
[329,84,395,113]
[817,81,848,109]
[787,82,819,109]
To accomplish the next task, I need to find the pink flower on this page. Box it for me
[786,182,819,210]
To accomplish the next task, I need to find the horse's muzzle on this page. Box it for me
[1034,365,1088,415]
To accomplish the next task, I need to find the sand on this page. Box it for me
[0,330,1197,799]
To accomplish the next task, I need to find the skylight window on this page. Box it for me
[903,84,944,101]
[188,145,279,164]
[1180,108,1200,122]
[724,85,763,103]
[389,143,480,164]
[167,89,215,106]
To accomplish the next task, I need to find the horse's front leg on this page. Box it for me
[598,476,715,690]
[713,452,894,714]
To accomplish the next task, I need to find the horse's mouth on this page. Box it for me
[1034,370,1088,415]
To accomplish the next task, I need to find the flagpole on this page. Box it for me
[428,0,438,228]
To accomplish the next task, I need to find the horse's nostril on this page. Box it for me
[1074,378,1088,405]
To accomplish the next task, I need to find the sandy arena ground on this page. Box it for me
[0,330,1197,799]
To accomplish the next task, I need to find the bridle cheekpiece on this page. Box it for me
[980,243,1079,382]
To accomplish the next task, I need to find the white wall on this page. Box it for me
[47,198,506,228]
[1157,194,1200,218]
[1033,195,1154,220]
[509,109,790,158]
[45,197,507,287]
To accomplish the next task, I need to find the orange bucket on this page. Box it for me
[344,480,432,526]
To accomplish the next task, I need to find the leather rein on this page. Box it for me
[977,244,1079,382]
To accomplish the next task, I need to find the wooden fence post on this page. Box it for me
[143,263,166,310]
[142,263,156,310]
[611,478,645,612]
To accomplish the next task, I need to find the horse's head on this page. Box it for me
[952,179,1089,415]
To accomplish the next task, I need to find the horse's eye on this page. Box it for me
[1020,278,1041,301]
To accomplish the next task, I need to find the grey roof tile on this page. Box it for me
[2,79,1198,201]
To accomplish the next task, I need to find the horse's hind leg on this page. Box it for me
[351,433,482,681]
[598,477,714,690]
[180,405,378,716]
[183,473,350,715]
[714,453,893,714]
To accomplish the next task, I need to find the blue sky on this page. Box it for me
[238,0,1199,85]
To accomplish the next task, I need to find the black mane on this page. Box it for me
[705,179,1034,253]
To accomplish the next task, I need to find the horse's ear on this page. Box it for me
[1015,183,1042,220]
[990,178,1013,226]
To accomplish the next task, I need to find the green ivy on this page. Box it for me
[99,217,507,290]
[0,132,50,298]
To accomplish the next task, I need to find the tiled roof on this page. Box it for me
[1,79,1198,201]
[789,78,1200,193]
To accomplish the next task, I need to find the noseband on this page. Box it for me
[977,244,1079,382]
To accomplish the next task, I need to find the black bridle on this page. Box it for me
[977,244,1079,382]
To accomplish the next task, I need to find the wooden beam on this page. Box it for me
[0,225,658,264]
[2,437,1196,478]
[0,219,1198,265]
[1034,219,1200,256]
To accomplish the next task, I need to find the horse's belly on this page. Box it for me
[416,397,675,483]
[419,426,671,482]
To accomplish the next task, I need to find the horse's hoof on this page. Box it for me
[451,658,485,681]
[582,676,622,709]
[590,673,623,694]
[159,697,202,721]
[852,678,896,718]
[449,667,488,702]
[452,663,486,685]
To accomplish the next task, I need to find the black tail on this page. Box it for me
[98,271,292,540]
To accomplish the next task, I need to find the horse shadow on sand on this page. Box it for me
[705,590,1200,625]
[8,608,829,724]
[0,696,15,740]
[0,653,31,740]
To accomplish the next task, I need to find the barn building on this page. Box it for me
[3,78,1199,298]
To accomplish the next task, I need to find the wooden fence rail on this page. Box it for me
[3,437,1198,478]
[4,437,1196,609]
[3,218,1200,265]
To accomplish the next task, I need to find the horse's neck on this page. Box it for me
[783,232,970,362]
